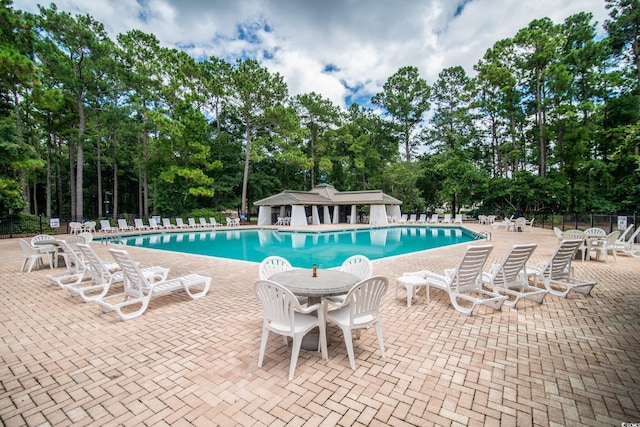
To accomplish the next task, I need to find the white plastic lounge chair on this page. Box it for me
[255,280,328,380]
[72,243,169,303]
[325,276,388,370]
[19,238,52,272]
[614,225,640,257]
[417,214,427,224]
[209,217,221,227]
[408,214,417,224]
[162,218,177,229]
[133,218,149,231]
[420,245,506,316]
[136,219,150,231]
[481,243,547,308]
[527,239,597,298]
[175,218,189,229]
[589,230,620,263]
[148,218,161,230]
[99,220,117,233]
[117,219,134,232]
[47,239,93,289]
[96,248,211,321]
[453,214,463,224]
[187,218,199,228]
[491,216,514,229]
[199,218,209,228]
[563,230,588,261]
[442,214,452,224]
[427,214,439,224]
[399,214,408,223]
[553,227,564,241]
[617,224,634,243]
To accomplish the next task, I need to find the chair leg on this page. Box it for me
[342,327,356,370]
[289,334,304,380]
[258,328,269,368]
[374,321,385,358]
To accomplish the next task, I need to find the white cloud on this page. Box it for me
[13,0,610,108]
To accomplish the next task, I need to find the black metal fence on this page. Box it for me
[0,215,71,239]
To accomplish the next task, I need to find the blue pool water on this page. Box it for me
[118,226,477,268]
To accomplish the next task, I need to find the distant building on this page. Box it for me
[254,184,403,226]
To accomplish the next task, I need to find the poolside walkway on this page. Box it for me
[1,224,639,426]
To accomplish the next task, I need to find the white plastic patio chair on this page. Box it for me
[255,280,328,380]
[563,230,588,261]
[526,239,597,298]
[97,248,211,321]
[325,276,388,370]
[69,221,83,235]
[31,234,59,267]
[421,245,506,316]
[442,214,452,224]
[259,256,293,280]
[324,255,374,309]
[453,214,463,224]
[481,243,547,308]
[19,238,52,272]
[588,230,620,263]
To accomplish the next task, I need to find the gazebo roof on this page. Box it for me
[253,184,402,207]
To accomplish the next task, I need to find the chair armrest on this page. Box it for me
[298,302,322,315]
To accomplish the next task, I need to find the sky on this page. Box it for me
[13,0,610,109]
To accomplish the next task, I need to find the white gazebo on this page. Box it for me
[254,184,403,227]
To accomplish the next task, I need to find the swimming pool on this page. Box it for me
[117,226,477,268]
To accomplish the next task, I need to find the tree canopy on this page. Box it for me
[1,0,638,219]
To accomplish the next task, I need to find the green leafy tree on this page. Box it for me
[226,58,288,217]
[372,65,430,161]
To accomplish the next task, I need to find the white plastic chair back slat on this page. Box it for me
[259,256,293,280]
[339,255,372,281]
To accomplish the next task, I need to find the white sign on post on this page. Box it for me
[617,216,627,231]
[50,218,60,228]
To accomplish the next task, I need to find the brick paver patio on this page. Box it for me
[1,224,639,426]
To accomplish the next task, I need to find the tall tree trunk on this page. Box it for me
[113,132,118,219]
[96,134,102,218]
[69,139,76,219]
[241,124,252,218]
[75,91,85,221]
[56,135,63,218]
[46,127,52,218]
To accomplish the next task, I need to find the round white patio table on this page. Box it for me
[270,268,360,350]
[270,268,360,306]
